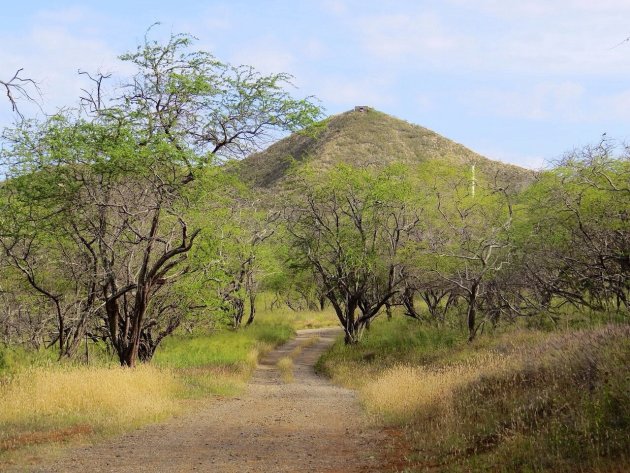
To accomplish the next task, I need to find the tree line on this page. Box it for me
[281,153,628,343]
[0,30,320,367]
[1,31,628,366]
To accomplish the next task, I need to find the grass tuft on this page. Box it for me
[277,357,294,383]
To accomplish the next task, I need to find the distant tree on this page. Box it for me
[285,164,420,343]
[426,168,515,341]
[519,140,630,314]
[191,187,278,329]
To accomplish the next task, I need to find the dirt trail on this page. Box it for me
[26,328,389,472]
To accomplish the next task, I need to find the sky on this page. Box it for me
[2,0,630,169]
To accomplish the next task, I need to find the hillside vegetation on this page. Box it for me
[238,109,531,188]
[0,27,628,473]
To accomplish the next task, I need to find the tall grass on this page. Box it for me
[0,364,180,453]
[316,316,464,388]
[154,322,293,369]
[277,357,294,383]
[361,352,512,424]
[319,318,630,472]
[254,293,339,330]
[0,316,296,459]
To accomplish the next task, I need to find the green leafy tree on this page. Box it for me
[519,141,630,314]
[425,166,515,340]
[0,29,321,366]
[285,163,420,343]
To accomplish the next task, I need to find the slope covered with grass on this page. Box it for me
[238,109,531,188]
[317,318,630,472]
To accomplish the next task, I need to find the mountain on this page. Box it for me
[237,108,532,188]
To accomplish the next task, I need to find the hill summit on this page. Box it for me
[239,108,527,187]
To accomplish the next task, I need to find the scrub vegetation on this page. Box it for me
[0,25,628,472]
[318,318,630,472]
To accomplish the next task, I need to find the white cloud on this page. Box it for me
[463,82,586,121]
[415,94,434,112]
[0,7,124,125]
[449,0,630,17]
[593,89,630,120]
[479,145,548,170]
[353,12,466,62]
[321,0,348,15]
[321,1,630,77]
[316,76,395,108]
[230,38,296,74]
[461,81,630,125]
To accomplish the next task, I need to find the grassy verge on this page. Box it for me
[254,294,339,330]
[317,317,630,472]
[277,357,295,383]
[0,297,336,464]
[0,318,295,463]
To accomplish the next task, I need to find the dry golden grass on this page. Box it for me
[300,335,320,349]
[361,353,513,423]
[322,321,630,472]
[0,316,297,464]
[276,357,294,383]
[255,304,338,330]
[0,365,181,437]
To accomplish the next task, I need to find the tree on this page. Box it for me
[0,29,321,366]
[519,140,630,315]
[1,69,39,118]
[190,184,278,329]
[426,168,515,341]
[285,164,420,343]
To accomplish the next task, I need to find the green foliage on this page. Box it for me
[0,26,322,364]
[515,142,630,314]
[316,317,465,385]
[154,323,293,369]
[284,162,423,342]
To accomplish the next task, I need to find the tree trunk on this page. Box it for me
[385,302,393,320]
[467,283,479,342]
[246,291,256,326]
[120,286,149,367]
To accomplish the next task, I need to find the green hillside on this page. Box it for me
[238,108,532,188]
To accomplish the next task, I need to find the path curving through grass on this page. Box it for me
[25,328,388,473]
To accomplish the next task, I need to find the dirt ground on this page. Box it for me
[20,328,392,472]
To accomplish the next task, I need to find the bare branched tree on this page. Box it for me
[1,69,40,118]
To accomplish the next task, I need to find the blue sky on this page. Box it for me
[2,0,630,169]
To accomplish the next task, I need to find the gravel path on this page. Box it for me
[26,328,388,472]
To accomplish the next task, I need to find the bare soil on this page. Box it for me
[21,328,391,472]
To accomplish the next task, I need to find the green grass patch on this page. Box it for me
[155,323,292,369]
[254,294,339,330]
[316,317,465,388]
[154,319,294,395]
